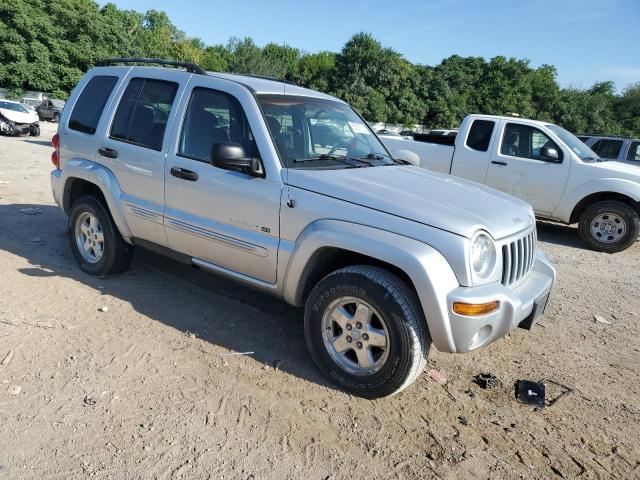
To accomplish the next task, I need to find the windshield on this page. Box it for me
[546,124,600,161]
[0,101,28,113]
[257,94,393,169]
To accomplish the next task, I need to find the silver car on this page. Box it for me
[50,58,555,398]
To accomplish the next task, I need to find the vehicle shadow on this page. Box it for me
[535,220,585,250]
[0,203,334,392]
[24,139,53,147]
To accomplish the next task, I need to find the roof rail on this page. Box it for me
[96,58,207,75]
[236,73,297,86]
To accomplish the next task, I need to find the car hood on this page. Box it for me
[0,108,38,124]
[286,166,534,239]
[588,159,640,178]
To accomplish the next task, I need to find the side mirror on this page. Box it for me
[211,143,264,177]
[540,146,561,162]
[391,149,420,166]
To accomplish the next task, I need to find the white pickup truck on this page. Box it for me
[381,114,640,253]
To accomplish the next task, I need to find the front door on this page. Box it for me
[163,79,282,284]
[485,121,570,215]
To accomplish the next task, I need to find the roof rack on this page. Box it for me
[96,58,207,75]
[236,73,297,86]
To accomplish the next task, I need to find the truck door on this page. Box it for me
[163,77,282,284]
[449,118,496,183]
[485,121,570,215]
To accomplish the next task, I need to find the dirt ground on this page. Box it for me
[0,121,639,480]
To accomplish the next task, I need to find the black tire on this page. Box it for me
[578,200,640,253]
[53,112,60,123]
[29,125,40,137]
[68,195,134,276]
[304,265,430,398]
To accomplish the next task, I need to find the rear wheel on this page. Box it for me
[53,112,60,123]
[68,195,133,276]
[304,265,429,398]
[578,200,640,253]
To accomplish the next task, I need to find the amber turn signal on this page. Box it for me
[453,301,499,316]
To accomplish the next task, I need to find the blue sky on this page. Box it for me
[99,0,640,91]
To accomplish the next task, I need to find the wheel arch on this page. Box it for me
[61,160,132,240]
[570,191,640,224]
[281,220,461,352]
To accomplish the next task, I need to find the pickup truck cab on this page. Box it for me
[51,59,555,398]
[382,115,640,253]
[578,135,640,167]
[36,99,66,122]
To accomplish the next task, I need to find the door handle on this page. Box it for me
[491,160,508,166]
[98,147,118,159]
[170,167,198,181]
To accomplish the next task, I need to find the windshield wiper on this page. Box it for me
[292,154,370,168]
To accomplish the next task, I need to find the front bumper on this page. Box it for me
[443,249,556,353]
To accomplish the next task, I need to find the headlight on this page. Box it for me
[470,231,497,283]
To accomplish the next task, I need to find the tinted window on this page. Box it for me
[68,76,117,135]
[592,139,623,159]
[626,142,640,162]
[179,88,260,162]
[501,123,562,161]
[111,78,178,151]
[466,120,494,151]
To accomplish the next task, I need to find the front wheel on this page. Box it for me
[304,265,430,398]
[68,195,134,276]
[578,200,640,253]
[29,125,40,136]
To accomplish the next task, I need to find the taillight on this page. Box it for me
[51,133,60,169]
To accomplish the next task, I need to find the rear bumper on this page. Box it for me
[51,169,64,210]
[440,250,556,353]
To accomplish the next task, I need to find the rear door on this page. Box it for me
[163,76,282,284]
[95,68,189,246]
[485,121,570,214]
[450,117,497,183]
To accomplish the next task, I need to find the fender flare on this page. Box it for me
[553,178,640,223]
[60,158,132,239]
[281,219,461,352]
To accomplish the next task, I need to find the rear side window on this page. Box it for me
[591,139,623,159]
[627,142,640,162]
[68,76,118,135]
[466,120,494,151]
[110,78,178,151]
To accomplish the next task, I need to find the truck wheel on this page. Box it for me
[304,265,429,398]
[578,201,640,253]
[68,195,134,276]
[53,113,60,123]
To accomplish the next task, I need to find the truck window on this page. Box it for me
[626,142,640,162]
[591,139,623,159]
[501,123,562,162]
[178,87,260,162]
[68,76,118,135]
[110,78,178,151]
[466,120,494,151]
